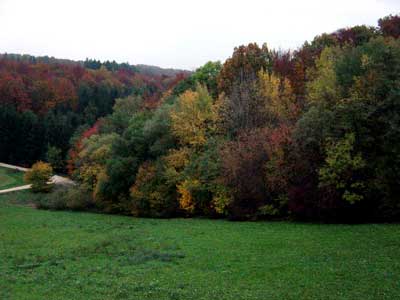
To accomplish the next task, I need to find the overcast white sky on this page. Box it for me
[0,0,399,70]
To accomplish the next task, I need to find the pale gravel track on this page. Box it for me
[0,162,75,194]
[0,185,32,194]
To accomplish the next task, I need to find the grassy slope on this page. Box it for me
[1,191,399,300]
[0,167,25,190]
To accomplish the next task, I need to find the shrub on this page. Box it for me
[34,187,68,210]
[65,185,93,211]
[24,161,53,193]
[35,185,94,211]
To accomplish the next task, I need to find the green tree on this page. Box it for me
[319,133,366,204]
[46,146,64,172]
[307,47,341,106]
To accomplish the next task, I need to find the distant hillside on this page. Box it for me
[0,53,190,77]
[0,53,79,66]
[135,64,191,77]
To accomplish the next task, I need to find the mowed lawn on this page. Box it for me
[0,167,25,190]
[1,192,399,300]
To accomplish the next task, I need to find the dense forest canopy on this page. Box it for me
[0,55,189,166]
[1,14,400,222]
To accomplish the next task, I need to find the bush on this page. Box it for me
[24,161,53,193]
[65,186,93,211]
[35,185,94,211]
[34,187,68,210]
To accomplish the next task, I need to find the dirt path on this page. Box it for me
[0,162,75,194]
[0,185,32,194]
[0,162,29,172]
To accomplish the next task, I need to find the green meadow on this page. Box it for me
[1,191,399,300]
[0,167,25,190]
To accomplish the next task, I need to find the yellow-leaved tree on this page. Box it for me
[169,84,223,214]
[258,70,298,125]
[170,84,216,147]
[76,133,117,198]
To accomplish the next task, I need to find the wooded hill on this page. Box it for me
[1,14,400,222]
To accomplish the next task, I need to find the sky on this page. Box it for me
[0,0,399,70]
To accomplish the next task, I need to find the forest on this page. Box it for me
[1,14,400,222]
[0,54,187,165]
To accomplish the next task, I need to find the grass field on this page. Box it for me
[0,167,25,190]
[1,191,399,300]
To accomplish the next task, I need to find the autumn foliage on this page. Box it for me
[24,161,53,193]
[5,14,400,222]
